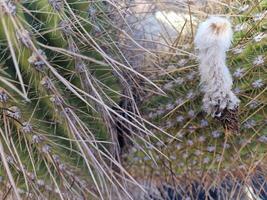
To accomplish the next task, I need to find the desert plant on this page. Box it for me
[0,0,168,199]
[120,0,267,199]
[0,0,266,199]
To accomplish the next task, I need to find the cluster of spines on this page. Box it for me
[0,0,148,199]
[127,1,267,195]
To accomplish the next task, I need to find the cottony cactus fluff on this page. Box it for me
[0,0,266,200]
[194,16,240,132]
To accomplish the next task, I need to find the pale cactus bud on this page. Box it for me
[21,122,33,134]
[7,106,21,120]
[0,88,8,102]
[28,49,47,71]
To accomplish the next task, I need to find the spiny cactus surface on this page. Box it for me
[122,0,267,199]
[0,0,266,200]
[0,0,160,199]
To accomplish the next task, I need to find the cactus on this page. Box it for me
[0,0,266,199]
[121,0,267,199]
[0,0,161,199]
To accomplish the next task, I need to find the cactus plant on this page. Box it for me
[0,0,162,199]
[0,0,266,199]
[120,0,267,199]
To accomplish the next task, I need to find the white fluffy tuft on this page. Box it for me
[194,16,240,117]
[194,16,233,51]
